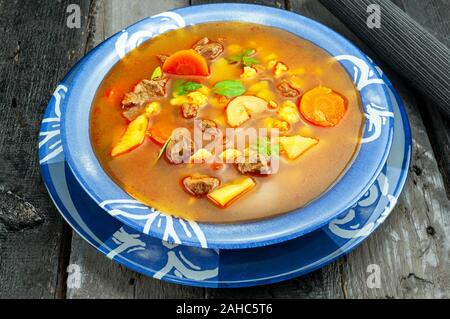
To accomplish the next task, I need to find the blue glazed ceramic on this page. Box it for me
[60,4,395,249]
[39,57,410,287]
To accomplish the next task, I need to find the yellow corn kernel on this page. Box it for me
[240,66,257,79]
[144,102,161,116]
[189,149,213,163]
[274,61,288,78]
[264,118,290,132]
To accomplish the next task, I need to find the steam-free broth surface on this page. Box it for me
[90,22,364,223]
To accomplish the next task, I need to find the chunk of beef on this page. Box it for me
[183,176,220,197]
[166,128,194,164]
[236,154,272,175]
[122,105,144,121]
[193,37,224,60]
[122,78,168,108]
[181,103,200,119]
[196,119,217,132]
[277,81,300,97]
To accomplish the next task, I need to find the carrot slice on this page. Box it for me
[162,49,209,76]
[299,87,347,127]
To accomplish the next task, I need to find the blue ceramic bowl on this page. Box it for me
[61,4,394,249]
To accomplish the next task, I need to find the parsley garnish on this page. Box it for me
[156,137,172,162]
[228,49,259,67]
[173,80,203,96]
[251,137,280,157]
[212,80,246,97]
[151,66,162,80]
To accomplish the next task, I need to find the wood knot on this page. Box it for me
[0,190,44,231]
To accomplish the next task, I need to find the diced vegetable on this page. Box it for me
[299,87,347,127]
[209,58,242,83]
[273,61,288,78]
[279,135,318,160]
[278,100,301,124]
[268,101,278,109]
[111,114,149,157]
[207,176,256,207]
[226,95,268,127]
[240,66,257,79]
[162,49,209,76]
[190,149,214,163]
[144,102,161,116]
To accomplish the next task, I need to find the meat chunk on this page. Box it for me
[122,78,168,108]
[236,154,272,175]
[277,81,300,97]
[183,176,220,197]
[193,37,224,60]
[181,103,199,119]
[122,105,144,121]
[196,119,217,132]
[166,128,194,164]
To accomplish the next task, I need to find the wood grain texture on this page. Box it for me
[319,0,450,118]
[0,0,92,298]
[66,0,205,299]
[289,0,450,298]
[394,0,450,198]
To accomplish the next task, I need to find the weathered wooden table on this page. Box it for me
[0,0,449,299]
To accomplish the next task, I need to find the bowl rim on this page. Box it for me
[61,3,394,249]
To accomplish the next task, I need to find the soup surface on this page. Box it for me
[90,22,364,223]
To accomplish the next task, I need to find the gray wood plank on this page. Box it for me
[66,0,205,299]
[394,0,450,198]
[0,0,93,299]
[289,0,450,298]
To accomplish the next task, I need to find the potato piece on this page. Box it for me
[279,135,318,160]
[144,101,161,116]
[207,177,256,207]
[189,148,214,163]
[111,114,149,157]
[240,66,257,79]
[226,95,268,127]
[278,100,301,124]
[210,58,241,83]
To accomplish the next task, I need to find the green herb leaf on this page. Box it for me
[228,49,259,66]
[151,66,162,80]
[251,137,279,157]
[173,80,203,96]
[242,56,259,67]
[212,80,246,97]
[156,137,172,161]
